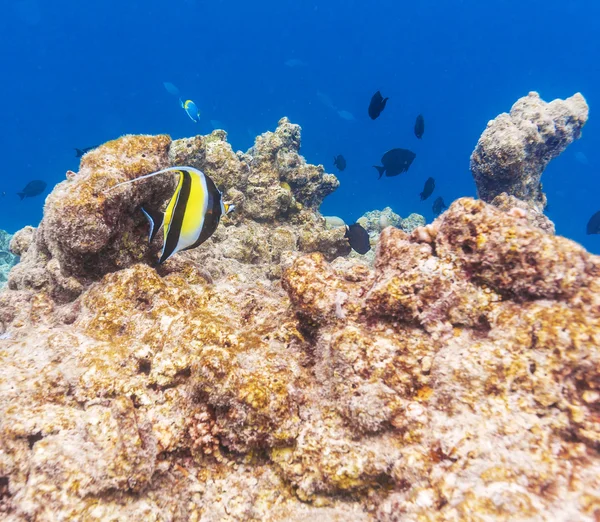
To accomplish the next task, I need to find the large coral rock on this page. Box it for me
[1,120,599,521]
[471,91,588,208]
[6,120,348,304]
[282,198,600,519]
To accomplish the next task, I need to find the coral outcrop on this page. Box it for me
[6,118,348,303]
[0,230,18,288]
[490,192,556,234]
[471,91,588,208]
[1,119,599,520]
[358,207,425,235]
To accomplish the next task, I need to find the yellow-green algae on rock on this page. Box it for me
[0,118,599,521]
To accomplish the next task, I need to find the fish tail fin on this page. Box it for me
[141,207,164,244]
[17,192,25,200]
[75,148,83,157]
[103,166,188,194]
[373,165,385,179]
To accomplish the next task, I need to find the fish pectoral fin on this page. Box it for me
[141,207,165,244]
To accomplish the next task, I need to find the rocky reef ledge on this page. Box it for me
[0,119,599,521]
[0,230,18,289]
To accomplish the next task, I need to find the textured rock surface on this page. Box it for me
[6,119,348,303]
[1,120,599,519]
[358,207,425,236]
[471,91,588,208]
[491,192,556,234]
[0,230,18,288]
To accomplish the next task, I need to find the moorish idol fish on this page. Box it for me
[180,99,200,123]
[106,166,234,264]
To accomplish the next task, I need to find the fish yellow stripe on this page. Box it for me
[176,169,208,252]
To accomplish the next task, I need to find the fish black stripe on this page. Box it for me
[159,170,192,264]
[185,174,222,251]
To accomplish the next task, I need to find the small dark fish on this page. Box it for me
[586,211,600,235]
[373,148,416,179]
[368,91,389,120]
[414,114,425,139]
[17,180,47,200]
[420,177,435,201]
[333,155,347,171]
[345,223,371,255]
[432,196,447,217]
[75,146,98,158]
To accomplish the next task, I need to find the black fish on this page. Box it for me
[586,211,600,235]
[420,177,435,201]
[432,196,447,217]
[75,146,98,158]
[414,114,425,139]
[17,180,47,200]
[333,155,347,171]
[345,223,370,255]
[368,91,388,120]
[373,148,416,179]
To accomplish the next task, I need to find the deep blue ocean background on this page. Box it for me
[1,0,598,252]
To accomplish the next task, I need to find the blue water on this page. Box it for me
[1,0,598,253]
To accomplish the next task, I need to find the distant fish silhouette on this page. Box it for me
[374,148,416,179]
[414,114,425,139]
[432,196,447,217]
[18,180,46,200]
[317,91,337,111]
[587,211,600,235]
[333,155,347,172]
[163,82,180,97]
[284,58,307,68]
[75,145,98,158]
[337,110,355,121]
[420,177,435,201]
[575,151,589,165]
[368,91,388,120]
[345,223,370,254]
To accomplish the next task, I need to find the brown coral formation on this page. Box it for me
[1,118,599,520]
[490,192,556,234]
[471,91,588,209]
[6,118,347,304]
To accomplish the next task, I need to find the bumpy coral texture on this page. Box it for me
[6,119,349,304]
[491,192,556,234]
[1,120,599,520]
[0,230,18,288]
[1,193,599,520]
[471,91,588,208]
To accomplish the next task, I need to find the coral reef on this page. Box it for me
[358,206,425,235]
[471,91,588,208]
[491,192,556,234]
[0,230,18,288]
[6,119,348,302]
[1,119,599,520]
